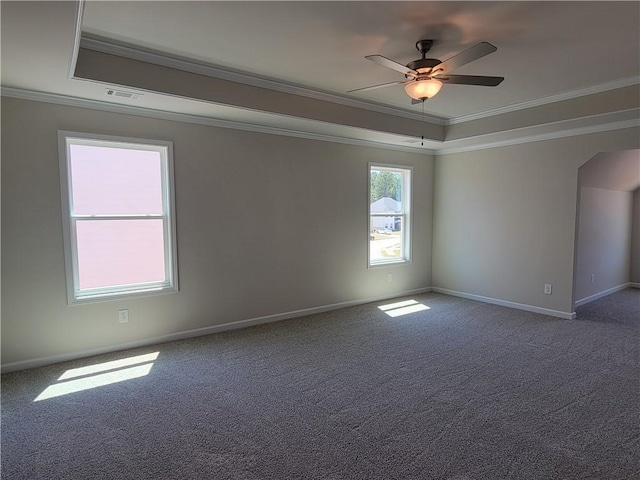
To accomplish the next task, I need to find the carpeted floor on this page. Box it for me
[576,287,640,327]
[2,290,639,479]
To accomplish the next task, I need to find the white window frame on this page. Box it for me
[368,163,412,267]
[58,131,179,304]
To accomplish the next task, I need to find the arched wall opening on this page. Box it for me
[572,149,640,313]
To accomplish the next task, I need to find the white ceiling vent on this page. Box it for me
[104,88,142,100]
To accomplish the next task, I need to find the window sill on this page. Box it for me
[369,258,411,268]
[69,285,179,305]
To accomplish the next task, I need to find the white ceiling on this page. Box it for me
[1,1,639,152]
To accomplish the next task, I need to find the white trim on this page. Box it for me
[442,107,638,152]
[0,287,432,373]
[67,1,85,80]
[3,87,637,156]
[438,118,640,155]
[448,76,640,125]
[432,287,576,320]
[630,282,640,289]
[80,35,447,126]
[574,283,632,307]
[58,131,179,304]
[368,164,412,267]
[2,87,434,155]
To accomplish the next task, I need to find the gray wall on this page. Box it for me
[632,189,640,284]
[574,187,632,302]
[3,95,639,370]
[1,97,433,369]
[432,129,640,316]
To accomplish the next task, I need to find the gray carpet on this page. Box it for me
[576,287,640,327]
[2,291,639,479]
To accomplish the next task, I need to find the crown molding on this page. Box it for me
[1,87,437,155]
[79,35,448,127]
[67,0,85,80]
[448,76,640,125]
[3,87,637,157]
[444,107,639,148]
[438,116,639,155]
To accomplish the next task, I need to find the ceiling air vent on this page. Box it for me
[104,88,142,100]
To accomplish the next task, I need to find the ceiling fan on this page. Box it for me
[349,39,504,103]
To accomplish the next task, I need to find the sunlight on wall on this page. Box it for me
[378,299,430,317]
[34,352,159,402]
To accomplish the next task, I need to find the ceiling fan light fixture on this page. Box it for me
[404,78,442,100]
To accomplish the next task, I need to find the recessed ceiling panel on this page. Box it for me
[82,1,640,118]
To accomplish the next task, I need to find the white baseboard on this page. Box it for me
[1,287,432,373]
[575,282,633,307]
[431,287,576,320]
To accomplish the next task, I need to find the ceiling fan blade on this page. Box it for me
[365,55,418,77]
[432,42,497,75]
[436,74,504,86]
[347,80,407,93]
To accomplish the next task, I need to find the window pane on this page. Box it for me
[70,144,163,215]
[370,169,402,213]
[370,216,403,262]
[76,219,166,289]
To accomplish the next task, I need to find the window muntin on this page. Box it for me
[369,165,411,266]
[59,132,178,303]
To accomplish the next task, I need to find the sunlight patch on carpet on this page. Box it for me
[34,352,159,402]
[378,299,430,317]
[58,352,159,380]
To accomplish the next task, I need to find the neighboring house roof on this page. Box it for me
[370,197,401,213]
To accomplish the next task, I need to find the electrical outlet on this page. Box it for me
[387,273,393,283]
[544,284,552,295]
[590,274,595,284]
[118,309,129,324]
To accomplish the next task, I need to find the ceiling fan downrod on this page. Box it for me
[416,39,433,58]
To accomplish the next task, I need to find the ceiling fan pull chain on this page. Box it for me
[421,100,425,146]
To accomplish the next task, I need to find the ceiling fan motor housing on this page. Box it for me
[406,58,441,76]
[406,40,441,76]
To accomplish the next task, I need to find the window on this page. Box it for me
[369,164,411,266]
[58,132,178,303]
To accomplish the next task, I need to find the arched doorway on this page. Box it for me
[572,150,640,320]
